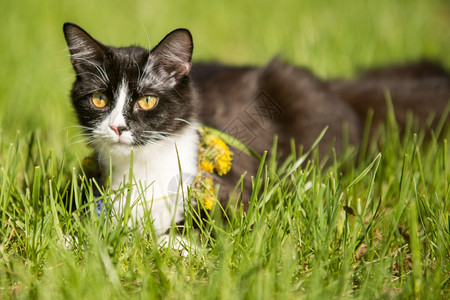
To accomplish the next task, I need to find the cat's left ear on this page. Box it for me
[63,23,106,73]
[149,29,193,81]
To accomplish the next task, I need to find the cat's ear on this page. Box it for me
[149,29,193,80]
[63,23,105,73]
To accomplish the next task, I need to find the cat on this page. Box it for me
[63,23,450,236]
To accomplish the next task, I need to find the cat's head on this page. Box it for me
[63,23,197,155]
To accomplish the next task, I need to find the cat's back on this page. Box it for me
[329,60,450,129]
[191,59,361,155]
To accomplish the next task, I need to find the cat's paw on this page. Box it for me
[158,234,197,257]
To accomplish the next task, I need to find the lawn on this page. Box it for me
[0,0,449,299]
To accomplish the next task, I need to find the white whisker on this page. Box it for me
[174,118,192,126]
[142,130,174,136]
[76,71,108,87]
[71,57,110,85]
[63,125,93,132]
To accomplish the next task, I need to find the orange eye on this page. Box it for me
[92,93,109,108]
[137,96,158,110]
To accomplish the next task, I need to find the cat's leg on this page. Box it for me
[158,234,197,257]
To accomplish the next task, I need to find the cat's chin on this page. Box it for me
[97,141,135,157]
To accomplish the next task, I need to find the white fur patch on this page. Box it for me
[109,79,128,128]
[98,124,199,235]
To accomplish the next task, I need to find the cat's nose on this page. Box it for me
[110,125,127,136]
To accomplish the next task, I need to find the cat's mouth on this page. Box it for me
[103,138,135,155]
[112,136,134,147]
[115,139,131,146]
[97,132,135,152]
[109,129,134,146]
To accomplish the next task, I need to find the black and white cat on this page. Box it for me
[63,23,450,236]
[64,23,199,236]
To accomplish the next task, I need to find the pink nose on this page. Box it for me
[110,125,126,136]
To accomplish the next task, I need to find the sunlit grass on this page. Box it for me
[1,107,449,298]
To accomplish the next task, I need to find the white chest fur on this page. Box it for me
[98,125,199,235]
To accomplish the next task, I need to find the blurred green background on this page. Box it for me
[0,0,449,154]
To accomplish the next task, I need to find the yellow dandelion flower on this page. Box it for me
[204,177,214,185]
[200,160,214,173]
[215,152,232,175]
[203,177,215,194]
[202,196,215,210]
[199,128,233,176]
[211,136,228,150]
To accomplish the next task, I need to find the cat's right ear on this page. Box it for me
[63,23,105,73]
[149,29,193,81]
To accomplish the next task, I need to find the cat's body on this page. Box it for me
[192,60,450,201]
[64,23,450,234]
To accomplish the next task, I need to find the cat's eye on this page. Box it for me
[91,93,109,108]
[137,96,158,110]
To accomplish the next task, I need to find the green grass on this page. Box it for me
[0,0,449,299]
